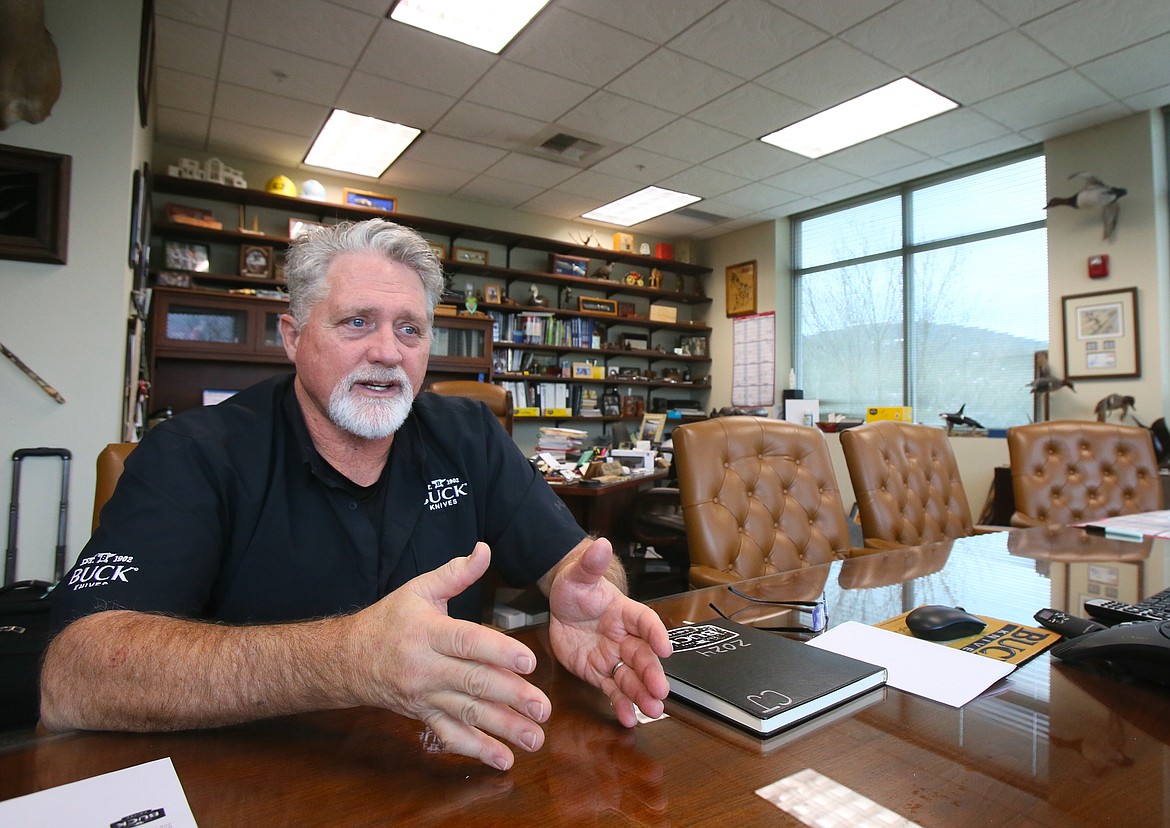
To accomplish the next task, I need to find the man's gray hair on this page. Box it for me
[284,219,444,326]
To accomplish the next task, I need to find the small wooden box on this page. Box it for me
[649,304,677,323]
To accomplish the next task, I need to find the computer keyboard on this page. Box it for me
[1085,586,1170,624]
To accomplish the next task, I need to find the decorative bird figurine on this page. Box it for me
[1045,172,1127,240]
[1094,394,1136,423]
[1027,353,1075,395]
[940,404,983,434]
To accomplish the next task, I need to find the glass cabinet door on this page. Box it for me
[163,303,247,345]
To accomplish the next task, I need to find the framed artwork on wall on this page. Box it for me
[726,260,756,317]
[1062,287,1140,380]
[0,144,71,264]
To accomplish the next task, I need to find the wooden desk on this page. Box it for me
[549,469,668,540]
[4,528,1170,826]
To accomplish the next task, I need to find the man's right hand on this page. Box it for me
[342,542,550,771]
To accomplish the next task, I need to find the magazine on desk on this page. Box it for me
[663,619,886,737]
[875,611,1060,665]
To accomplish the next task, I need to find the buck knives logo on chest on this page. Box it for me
[425,476,468,512]
[67,552,139,590]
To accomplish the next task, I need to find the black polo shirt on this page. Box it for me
[52,375,585,632]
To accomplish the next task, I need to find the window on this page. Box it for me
[793,151,1048,428]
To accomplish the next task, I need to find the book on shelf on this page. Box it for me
[664,619,886,737]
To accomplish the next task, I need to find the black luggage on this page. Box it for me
[1,447,71,728]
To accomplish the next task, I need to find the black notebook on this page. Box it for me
[664,619,887,737]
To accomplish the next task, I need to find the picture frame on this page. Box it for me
[484,284,502,304]
[137,0,155,128]
[550,253,589,277]
[342,188,396,213]
[240,244,274,278]
[639,412,667,443]
[288,218,328,240]
[164,240,209,273]
[726,260,757,317]
[425,240,447,260]
[0,144,71,264]
[1062,287,1140,380]
[453,246,489,266]
[578,296,618,316]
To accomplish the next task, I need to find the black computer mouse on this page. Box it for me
[906,605,987,641]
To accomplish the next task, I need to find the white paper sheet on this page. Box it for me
[0,756,198,827]
[807,621,1015,707]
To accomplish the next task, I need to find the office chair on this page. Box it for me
[673,417,854,589]
[92,442,136,531]
[840,420,997,550]
[1007,420,1163,528]
[428,380,513,435]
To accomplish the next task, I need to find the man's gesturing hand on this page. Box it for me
[546,538,672,727]
[344,543,549,770]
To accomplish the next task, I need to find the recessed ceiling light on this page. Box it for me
[389,0,551,54]
[760,78,958,159]
[304,110,421,178]
[581,186,702,227]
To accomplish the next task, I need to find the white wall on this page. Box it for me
[1,0,146,580]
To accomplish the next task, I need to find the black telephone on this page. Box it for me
[1050,619,1170,686]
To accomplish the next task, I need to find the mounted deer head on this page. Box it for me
[0,0,62,129]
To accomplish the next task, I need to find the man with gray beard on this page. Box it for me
[44,219,671,772]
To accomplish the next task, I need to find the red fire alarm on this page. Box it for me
[1088,254,1110,278]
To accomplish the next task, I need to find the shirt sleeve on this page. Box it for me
[51,428,228,634]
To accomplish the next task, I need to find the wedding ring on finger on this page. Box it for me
[610,660,626,679]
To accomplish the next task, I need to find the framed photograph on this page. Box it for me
[425,240,447,260]
[578,296,618,316]
[342,188,396,213]
[1062,287,1140,380]
[639,412,667,443]
[164,240,209,272]
[726,260,757,317]
[0,144,71,264]
[453,246,489,266]
[484,284,502,304]
[240,244,274,278]
[288,218,328,240]
[550,253,589,277]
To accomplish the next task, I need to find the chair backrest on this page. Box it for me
[92,442,136,531]
[840,420,974,547]
[428,380,513,435]
[673,417,851,589]
[1007,420,1163,527]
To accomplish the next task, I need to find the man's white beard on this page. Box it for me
[328,366,415,439]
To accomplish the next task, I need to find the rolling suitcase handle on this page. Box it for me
[6,447,71,586]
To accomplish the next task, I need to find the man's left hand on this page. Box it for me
[545,538,672,727]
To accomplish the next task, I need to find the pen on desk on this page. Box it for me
[1104,527,1146,542]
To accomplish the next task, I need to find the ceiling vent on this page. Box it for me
[523,127,615,168]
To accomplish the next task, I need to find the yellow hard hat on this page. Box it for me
[265,175,297,197]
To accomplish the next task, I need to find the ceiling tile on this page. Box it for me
[400,134,508,174]
[606,49,743,115]
[1022,0,1170,64]
[588,146,692,183]
[635,119,746,163]
[156,68,215,116]
[1078,34,1170,98]
[772,0,899,34]
[668,0,827,80]
[378,158,479,196]
[484,153,580,188]
[839,0,1010,73]
[432,101,548,151]
[718,181,799,211]
[887,109,1013,156]
[155,16,225,77]
[226,0,377,66]
[213,84,327,137]
[818,137,928,176]
[562,0,722,43]
[455,175,547,208]
[937,133,1032,166]
[155,107,211,148]
[1124,82,1170,112]
[705,141,805,179]
[156,0,230,29]
[556,91,678,146]
[466,61,593,122]
[336,72,456,130]
[763,162,861,196]
[359,19,496,98]
[976,70,1114,130]
[1018,101,1134,141]
[755,39,899,110]
[208,118,315,167]
[866,158,947,186]
[557,169,644,201]
[917,31,1067,104]
[656,165,752,198]
[521,189,601,219]
[507,8,653,87]
[976,0,1078,26]
[689,83,813,139]
[218,36,350,106]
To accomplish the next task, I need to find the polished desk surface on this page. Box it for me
[3,528,1170,826]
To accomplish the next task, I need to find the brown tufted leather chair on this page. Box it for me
[673,417,854,589]
[92,442,136,531]
[1007,420,1162,528]
[428,380,513,435]
[841,420,997,550]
